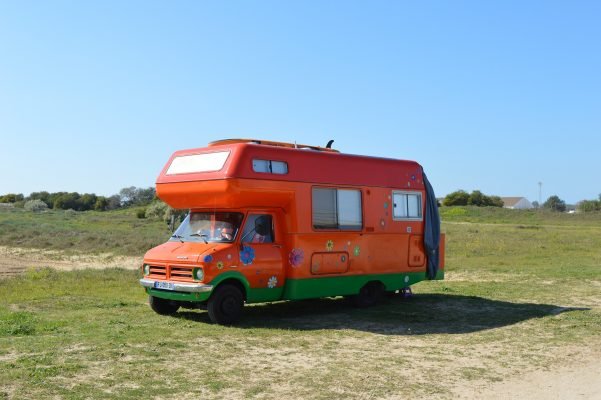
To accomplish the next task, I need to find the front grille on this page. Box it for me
[148,264,166,278]
[147,263,194,282]
[170,265,194,281]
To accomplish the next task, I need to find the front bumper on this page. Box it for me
[139,278,213,293]
[140,279,213,302]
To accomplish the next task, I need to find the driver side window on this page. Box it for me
[241,214,274,243]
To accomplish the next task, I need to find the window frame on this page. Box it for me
[392,190,423,221]
[312,186,363,231]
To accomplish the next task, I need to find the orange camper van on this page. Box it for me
[140,139,445,324]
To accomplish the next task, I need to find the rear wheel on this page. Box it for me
[351,282,384,308]
[208,284,244,325]
[149,296,180,315]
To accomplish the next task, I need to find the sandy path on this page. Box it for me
[0,246,142,277]
[461,355,601,399]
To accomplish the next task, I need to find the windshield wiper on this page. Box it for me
[189,233,209,244]
[171,234,184,243]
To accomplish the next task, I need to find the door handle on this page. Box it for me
[272,244,283,248]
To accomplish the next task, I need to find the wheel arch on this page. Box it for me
[209,271,250,301]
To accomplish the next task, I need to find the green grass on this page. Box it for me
[0,207,600,399]
[0,207,170,256]
[440,205,601,226]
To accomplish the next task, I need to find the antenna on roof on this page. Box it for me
[326,140,334,149]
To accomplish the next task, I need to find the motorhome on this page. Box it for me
[140,139,444,324]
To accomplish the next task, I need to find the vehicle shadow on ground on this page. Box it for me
[175,294,588,335]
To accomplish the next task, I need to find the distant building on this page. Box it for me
[501,197,533,209]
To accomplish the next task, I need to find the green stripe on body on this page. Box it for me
[146,269,444,304]
[282,269,444,301]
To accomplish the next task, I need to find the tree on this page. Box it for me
[119,186,137,206]
[488,195,504,208]
[106,195,122,210]
[543,195,566,212]
[0,193,24,203]
[468,190,485,206]
[443,190,470,206]
[119,186,156,207]
[532,201,540,209]
[79,193,97,211]
[94,197,109,211]
[53,192,81,210]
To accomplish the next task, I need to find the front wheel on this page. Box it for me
[207,284,244,325]
[149,296,180,315]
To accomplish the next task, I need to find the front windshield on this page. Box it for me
[170,212,244,243]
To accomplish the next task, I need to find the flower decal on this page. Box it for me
[240,245,255,265]
[267,276,278,289]
[216,261,224,270]
[203,255,213,263]
[326,240,334,251]
[289,248,304,268]
[354,246,360,257]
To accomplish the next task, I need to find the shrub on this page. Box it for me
[543,195,567,212]
[576,199,601,212]
[64,209,77,217]
[443,190,470,206]
[145,201,168,220]
[24,199,49,212]
[136,208,147,219]
[0,193,24,203]
[445,190,503,207]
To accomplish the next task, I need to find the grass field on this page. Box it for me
[1,207,600,399]
[0,207,169,257]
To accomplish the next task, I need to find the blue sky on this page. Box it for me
[1,1,599,204]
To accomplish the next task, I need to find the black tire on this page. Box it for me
[351,282,384,308]
[149,296,180,315]
[207,284,244,325]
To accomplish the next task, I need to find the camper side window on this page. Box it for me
[253,159,288,174]
[393,191,422,220]
[312,188,362,230]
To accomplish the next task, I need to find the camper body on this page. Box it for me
[140,139,445,324]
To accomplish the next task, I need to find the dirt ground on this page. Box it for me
[0,246,141,278]
[1,247,599,399]
[459,353,601,400]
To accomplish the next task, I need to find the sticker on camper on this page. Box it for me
[240,246,255,265]
[216,261,224,270]
[354,246,360,257]
[326,240,334,251]
[289,248,304,268]
[268,276,278,288]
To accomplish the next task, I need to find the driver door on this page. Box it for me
[240,211,284,290]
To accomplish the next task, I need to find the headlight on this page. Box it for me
[143,264,150,275]
[194,267,204,281]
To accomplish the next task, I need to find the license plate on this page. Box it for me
[154,281,175,291]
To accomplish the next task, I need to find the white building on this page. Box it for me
[501,197,533,209]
